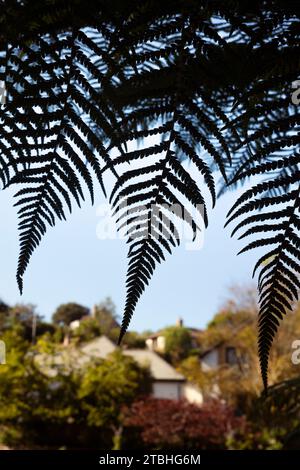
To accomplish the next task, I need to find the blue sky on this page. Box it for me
[0,171,259,332]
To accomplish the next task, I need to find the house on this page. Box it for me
[201,342,240,371]
[81,335,116,358]
[35,335,203,404]
[200,320,253,371]
[145,317,201,353]
[81,336,203,404]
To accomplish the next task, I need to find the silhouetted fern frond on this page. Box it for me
[104,10,239,340]
[227,155,300,389]
[108,112,211,341]
[0,27,124,292]
[0,0,299,388]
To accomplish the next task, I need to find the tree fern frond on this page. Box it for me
[0,0,298,389]
[110,102,213,341]
[228,173,300,389]
[0,28,124,291]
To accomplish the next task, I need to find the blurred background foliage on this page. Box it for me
[0,285,300,449]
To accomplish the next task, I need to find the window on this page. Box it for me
[225,347,238,365]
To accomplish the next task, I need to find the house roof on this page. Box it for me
[123,349,185,382]
[80,335,116,358]
[200,318,254,357]
[201,341,224,358]
[35,335,185,382]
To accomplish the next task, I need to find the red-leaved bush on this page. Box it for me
[124,398,246,449]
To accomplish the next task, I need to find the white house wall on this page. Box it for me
[183,383,203,405]
[156,336,166,351]
[152,381,182,400]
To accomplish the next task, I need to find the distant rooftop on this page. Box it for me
[35,335,186,383]
[80,335,116,359]
[124,348,185,382]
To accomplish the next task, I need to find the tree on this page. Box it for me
[258,375,300,446]
[178,356,216,399]
[0,299,9,314]
[0,1,298,386]
[93,298,119,333]
[125,398,246,449]
[72,317,102,343]
[0,303,53,341]
[122,331,147,349]
[0,324,44,446]
[0,299,10,331]
[78,351,151,450]
[52,303,89,327]
[0,331,151,449]
[186,294,300,415]
[163,326,192,364]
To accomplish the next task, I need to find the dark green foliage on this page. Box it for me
[52,302,89,326]
[0,303,55,341]
[0,0,299,386]
[0,326,150,449]
[260,376,300,427]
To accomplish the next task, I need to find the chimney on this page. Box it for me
[176,317,183,327]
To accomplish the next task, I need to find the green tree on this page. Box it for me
[0,299,9,313]
[0,324,39,446]
[0,303,54,342]
[0,331,151,449]
[52,303,89,327]
[78,351,151,449]
[0,299,10,332]
[122,331,146,349]
[191,290,300,414]
[72,317,102,343]
[93,298,119,336]
[178,356,216,398]
[163,326,192,364]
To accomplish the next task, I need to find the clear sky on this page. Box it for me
[0,165,259,332]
